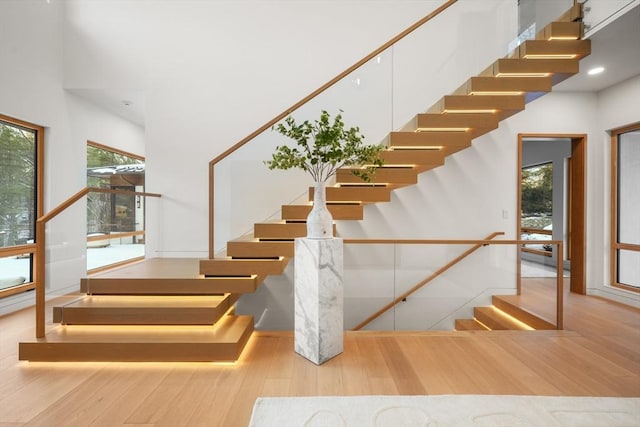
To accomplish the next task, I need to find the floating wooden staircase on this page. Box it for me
[199,14,590,291]
[19,259,254,362]
[454,295,556,331]
[19,6,590,362]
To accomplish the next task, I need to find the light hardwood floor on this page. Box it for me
[1,280,639,426]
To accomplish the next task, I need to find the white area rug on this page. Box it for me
[249,395,640,426]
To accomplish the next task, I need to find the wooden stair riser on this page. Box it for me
[80,277,258,295]
[514,39,591,60]
[309,186,392,203]
[456,76,553,103]
[19,315,254,362]
[336,167,418,186]
[53,295,231,325]
[281,204,364,221]
[492,295,555,330]
[389,132,472,155]
[480,58,579,78]
[253,222,331,240]
[429,94,526,118]
[473,306,529,331]
[454,318,489,331]
[536,21,583,41]
[199,257,289,277]
[416,112,499,131]
[379,149,445,166]
[227,239,295,258]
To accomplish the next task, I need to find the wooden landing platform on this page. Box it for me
[19,315,254,362]
[81,258,259,294]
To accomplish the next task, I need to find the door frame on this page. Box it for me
[517,133,587,294]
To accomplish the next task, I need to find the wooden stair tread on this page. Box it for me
[389,131,472,155]
[57,294,229,309]
[310,185,392,203]
[379,149,445,165]
[416,112,499,130]
[81,276,259,295]
[493,295,556,330]
[254,221,336,239]
[336,167,419,187]
[19,315,254,362]
[53,295,232,325]
[227,236,295,258]
[474,306,531,331]
[454,318,489,331]
[515,39,591,59]
[281,204,363,221]
[200,257,289,277]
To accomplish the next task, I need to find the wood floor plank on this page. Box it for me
[0,366,99,423]
[124,366,198,425]
[378,336,427,394]
[24,367,153,427]
[1,283,639,425]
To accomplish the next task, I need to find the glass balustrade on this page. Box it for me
[211,0,519,253]
[343,240,564,331]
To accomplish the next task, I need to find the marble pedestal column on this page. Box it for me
[294,237,344,365]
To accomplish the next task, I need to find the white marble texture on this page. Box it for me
[294,238,344,365]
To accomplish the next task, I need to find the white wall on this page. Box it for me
[0,0,145,315]
[593,74,640,305]
[61,0,465,257]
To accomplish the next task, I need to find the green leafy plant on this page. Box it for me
[265,110,384,183]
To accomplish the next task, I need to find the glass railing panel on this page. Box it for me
[391,243,518,330]
[86,235,145,271]
[86,189,146,271]
[582,0,638,36]
[393,0,516,129]
[343,243,396,329]
[214,50,393,252]
[341,240,563,331]
[214,1,522,253]
[515,0,573,47]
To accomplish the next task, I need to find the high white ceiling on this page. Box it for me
[70,3,640,127]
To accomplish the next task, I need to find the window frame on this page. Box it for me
[610,122,640,293]
[0,114,44,299]
[86,140,146,274]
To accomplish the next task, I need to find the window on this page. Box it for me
[0,114,43,298]
[521,162,553,256]
[611,124,640,291]
[86,141,145,272]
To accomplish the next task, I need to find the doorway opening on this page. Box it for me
[517,134,586,294]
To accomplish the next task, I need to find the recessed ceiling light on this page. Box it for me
[587,66,605,76]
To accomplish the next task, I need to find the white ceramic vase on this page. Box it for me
[307,181,333,239]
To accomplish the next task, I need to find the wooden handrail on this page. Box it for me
[34,187,161,338]
[208,0,458,258]
[347,234,565,330]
